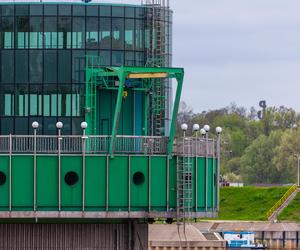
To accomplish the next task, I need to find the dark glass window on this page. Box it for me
[15,50,29,84]
[30,17,43,49]
[57,85,71,116]
[1,118,13,135]
[0,85,14,116]
[112,6,124,17]
[86,17,99,49]
[125,51,134,66]
[29,50,43,83]
[16,5,29,16]
[44,4,57,16]
[136,8,144,19]
[99,50,111,66]
[44,17,57,49]
[72,50,85,83]
[125,19,134,50]
[112,51,124,66]
[125,7,135,18]
[99,18,111,49]
[72,17,85,49]
[58,50,71,83]
[87,5,98,16]
[135,19,144,50]
[72,117,82,135]
[73,5,85,16]
[15,85,29,117]
[16,16,29,49]
[2,17,14,49]
[58,5,71,16]
[136,52,144,66]
[59,118,71,135]
[15,118,28,135]
[112,18,124,50]
[1,50,14,83]
[43,85,57,116]
[30,5,43,15]
[1,5,14,16]
[58,17,71,49]
[29,85,43,116]
[44,50,57,84]
[72,84,84,116]
[99,6,111,16]
[43,117,56,135]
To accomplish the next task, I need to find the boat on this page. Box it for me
[223,231,266,249]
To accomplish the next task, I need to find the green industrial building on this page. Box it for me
[0,0,221,248]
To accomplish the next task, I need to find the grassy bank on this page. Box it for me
[278,192,300,221]
[217,186,289,221]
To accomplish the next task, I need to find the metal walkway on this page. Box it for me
[268,187,299,221]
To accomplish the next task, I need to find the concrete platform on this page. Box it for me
[194,221,300,232]
[195,221,300,249]
[149,224,226,250]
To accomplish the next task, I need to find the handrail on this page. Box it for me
[266,184,298,219]
[0,135,168,155]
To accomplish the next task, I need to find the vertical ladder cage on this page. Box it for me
[142,0,171,136]
[176,137,193,228]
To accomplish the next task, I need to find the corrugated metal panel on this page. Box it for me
[0,223,146,250]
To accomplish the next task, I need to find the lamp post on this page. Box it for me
[32,121,39,213]
[216,126,222,211]
[294,154,300,187]
[193,124,200,214]
[181,123,188,137]
[81,122,88,212]
[203,125,210,212]
[56,121,63,211]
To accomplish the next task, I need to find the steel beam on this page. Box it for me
[109,71,126,156]
[167,72,184,158]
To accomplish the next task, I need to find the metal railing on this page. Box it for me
[0,135,168,155]
[0,134,217,156]
[266,184,298,219]
[174,137,217,157]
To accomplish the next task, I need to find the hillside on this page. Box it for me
[218,186,289,221]
[278,192,300,221]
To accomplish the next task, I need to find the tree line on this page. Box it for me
[176,102,300,184]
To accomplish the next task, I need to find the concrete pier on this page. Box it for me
[149,224,226,250]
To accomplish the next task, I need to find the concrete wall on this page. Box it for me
[0,220,148,250]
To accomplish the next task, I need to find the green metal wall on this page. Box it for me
[0,155,217,212]
[98,89,141,135]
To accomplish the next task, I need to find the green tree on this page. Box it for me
[241,130,283,184]
[273,127,300,183]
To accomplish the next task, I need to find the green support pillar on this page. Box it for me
[109,71,126,157]
[144,93,149,136]
[167,73,184,158]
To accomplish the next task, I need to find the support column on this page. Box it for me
[109,71,127,157]
[167,72,184,158]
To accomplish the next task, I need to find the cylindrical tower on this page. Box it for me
[0,0,172,136]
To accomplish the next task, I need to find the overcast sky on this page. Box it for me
[71,0,300,112]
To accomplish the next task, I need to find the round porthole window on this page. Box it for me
[133,172,145,185]
[0,171,6,185]
[64,171,79,186]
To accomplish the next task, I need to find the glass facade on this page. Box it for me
[0,3,172,135]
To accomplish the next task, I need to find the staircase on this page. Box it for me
[267,185,299,221]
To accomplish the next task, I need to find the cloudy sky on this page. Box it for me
[59,0,300,112]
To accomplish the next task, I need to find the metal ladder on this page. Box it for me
[176,137,193,229]
[143,0,170,136]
